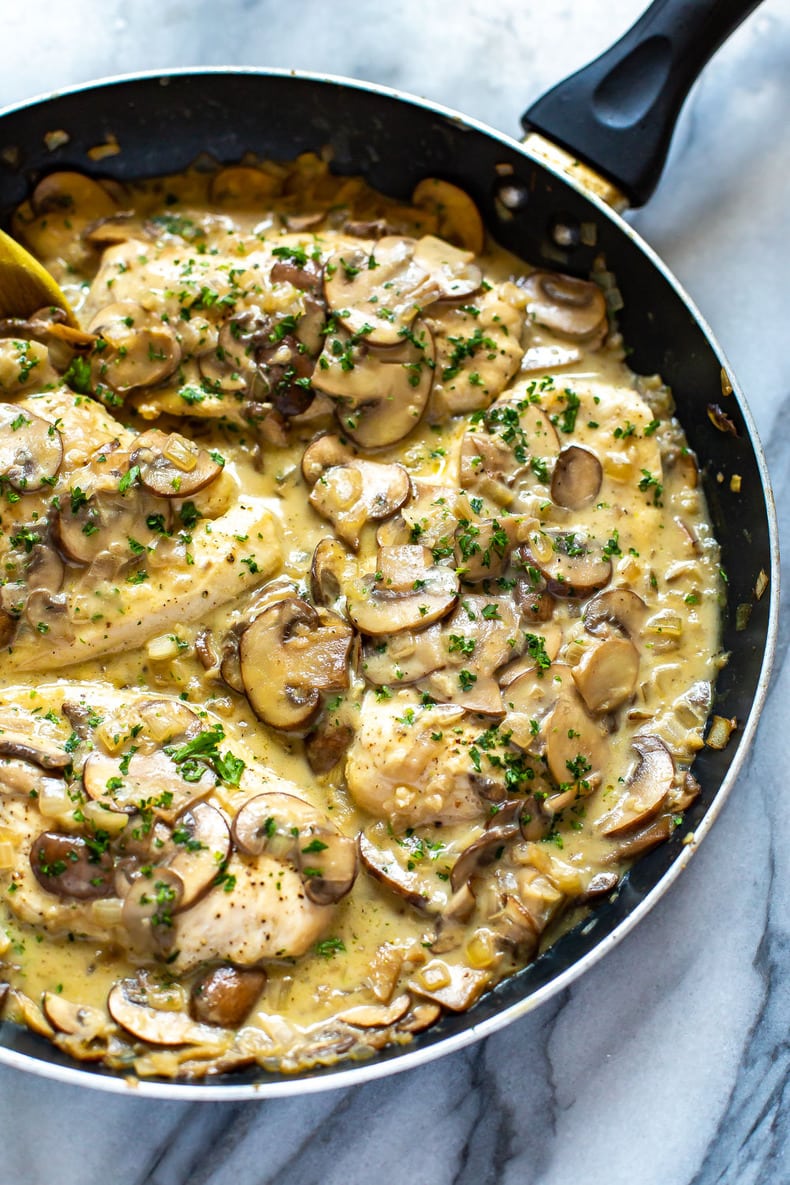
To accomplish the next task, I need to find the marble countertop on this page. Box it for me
[1,1,789,1182]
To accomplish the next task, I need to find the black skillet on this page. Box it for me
[0,0,778,1097]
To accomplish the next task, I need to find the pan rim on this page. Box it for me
[0,65,780,1100]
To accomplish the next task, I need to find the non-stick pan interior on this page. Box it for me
[0,70,776,1094]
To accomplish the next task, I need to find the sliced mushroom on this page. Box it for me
[550,445,602,510]
[255,332,317,418]
[30,171,118,219]
[190,964,267,1026]
[130,429,223,499]
[519,669,608,787]
[198,310,271,392]
[30,831,114,899]
[602,813,674,863]
[88,302,181,392]
[52,490,147,566]
[397,1001,442,1033]
[460,402,559,506]
[107,978,231,1046]
[522,271,607,344]
[324,236,479,345]
[362,622,446,686]
[453,516,520,582]
[346,546,459,635]
[165,803,231,910]
[522,529,612,598]
[358,828,440,913]
[450,814,520,892]
[301,433,354,484]
[584,588,647,639]
[121,866,184,956]
[26,541,65,596]
[304,718,355,774]
[310,537,354,610]
[411,178,485,253]
[231,790,357,904]
[0,404,63,492]
[335,994,412,1028]
[409,961,490,1011]
[82,747,215,817]
[600,736,675,836]
[572,637,639,714]
[427,293,525,416]
[239,598,352,730]
[312,319,435,449]
[309,460,410,550]
[0,730,71,769]
[41,992,113,1043]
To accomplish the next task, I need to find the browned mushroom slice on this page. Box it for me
[460,403,559,506]
[52,490,150,566]
[600,736,675,836]
[309,460,410,550]
[550,445,603,510]
[0,606,16,648]
[231,790,357,905]
[0,730,71,769]
[450,814,521,892]
[541,686,608,788]
[603,813,674,863]
[397,1001,442,1033]
[412,178,485,253]
[121,865,183,956]
[428,294,525,416]
[190,965,267,1026]
[30,171,118,219]
[572,637,640,714]
[301,433,355,484]
[107,978,231,1046]
[41,992,113,1043]
[304,717,355,774]
[166,803,231,910]
[30,831,114,899]
[129,428,223,499]
[88,302,181,392]
[239,598,352,730]
[324,236,427,344]
[324,236,478,345]
[336,994,412,1028]
[522,271,608,344]
[358,828,442,913]
[198,322,255,393]
[296,825,358,906]
[347,546,459,635]
[522,529,612,597]
[312,320,435,448]
[362,623,446,686]
[453,516,520,582]
[409,961,491,1011]
[310,537,355,611]
[0,404,63,492]
[583,588,647,639]
[82,211,140,246]
[82,747,215,817]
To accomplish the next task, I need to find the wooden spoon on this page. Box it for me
[0,227,77,325]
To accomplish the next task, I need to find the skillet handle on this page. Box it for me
[522,0,763,207]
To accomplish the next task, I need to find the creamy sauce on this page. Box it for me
[0,157,721,1079]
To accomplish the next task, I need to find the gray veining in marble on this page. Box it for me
[1,1,789,1182]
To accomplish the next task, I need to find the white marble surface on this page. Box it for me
[0,1,788,1182]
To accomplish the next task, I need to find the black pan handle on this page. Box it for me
[522,0,763,206]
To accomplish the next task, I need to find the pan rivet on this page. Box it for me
[549,215,581,249]
[494,180,529,212]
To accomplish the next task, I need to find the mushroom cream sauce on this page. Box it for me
[0,156,722,1079]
